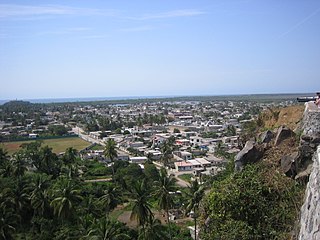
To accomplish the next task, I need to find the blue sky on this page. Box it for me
[1,0,320,100]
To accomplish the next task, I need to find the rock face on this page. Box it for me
[274,126,294,146]
[298,147,320,240]
[234,141,263,172]
[259,130,273,143]
[298,102,320,239]
[281,152,299,177]
[302,102,320,136]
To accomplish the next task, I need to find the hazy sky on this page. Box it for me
[1,0,320,100]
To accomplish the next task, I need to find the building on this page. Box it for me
[130,156,148,164]
[174,161,193,171]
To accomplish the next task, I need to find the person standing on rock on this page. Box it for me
[315,92,320,108]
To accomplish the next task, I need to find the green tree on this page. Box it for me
[160,142,172,166]
[0,148,13,177]
[144,163,160,182]
[50,178,83,221]
[62,147,81,179]
[99,185,121,216]
[130,180,153,237]
[39,146,61,177]
[87,217,130,240]
[30,174,51,217]
[201,163,304,239]
[154,168,176,240]
[185,180,204,240]
[12,152,28,177]
[104,139,118,181]
[48,125,68,136]
[173,128,180,133]
[20,141,42,171]
[138,217,167,240]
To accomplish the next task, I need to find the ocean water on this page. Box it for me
[0,96,174,105]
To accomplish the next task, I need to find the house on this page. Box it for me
[187,159,202,169]
[145,150,162,160]
[190,136,203,146]
[89,131,102,140]
[130,156,148,164]
[152,133,171,147]
[129,141,144,149]
[193,158,212,168]
[28,133,38,139]
[174,161,193,171]
[175,139,190,146]
[117,153,130,161]
[205,155,227,166]
[174,151,193,161]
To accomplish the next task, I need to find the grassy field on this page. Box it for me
[178,173,193,183]
[1,137,91,155]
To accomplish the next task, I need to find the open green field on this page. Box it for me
[1,137,91,155]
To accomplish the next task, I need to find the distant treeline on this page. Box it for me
[1,93,310,107]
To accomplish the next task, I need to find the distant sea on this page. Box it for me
[0,93,312,105]
[0,96,174,105]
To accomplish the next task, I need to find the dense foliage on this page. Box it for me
[200,163,304,240]
[0,143,192,240]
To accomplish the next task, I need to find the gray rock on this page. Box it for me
[281,152,299,177]
[234,141,264,172]
[298,147,320,240]
[274,126,295,146]
[259,130,273,143]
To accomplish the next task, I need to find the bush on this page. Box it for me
[201,163,304,240]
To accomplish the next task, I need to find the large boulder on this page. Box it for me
[274,126,295,146]
[281,151,299,177]
[234,141,264,171]
[259,130,274,143]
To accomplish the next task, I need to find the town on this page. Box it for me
[0,95,296,182]
[0,94,313,239]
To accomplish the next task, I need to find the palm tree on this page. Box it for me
[0,208,17,240]
[39,145,61,177]
[0,158,14,177]
[12,177,32,218]
[62,147,78,166]
[62,147,81,179]
[12,152,28,177]
[104,139,118,181]
[50,178,83,220]
[0,186,19,240]
[99,185,121,216]
[185,180,205,240]
[130,180,153,237]
[154,167,176,240]
[87,217,130,240]
[0,147,9,166]
[30,174,51,217]
[138,217,168,240]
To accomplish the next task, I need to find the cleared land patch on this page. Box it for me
[1,137,90,155]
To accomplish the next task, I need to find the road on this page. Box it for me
[72,126,105,145]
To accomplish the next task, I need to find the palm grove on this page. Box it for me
[0,140,194,240]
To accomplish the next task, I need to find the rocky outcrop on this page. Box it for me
[274,126,295,146]
[295,104,320,176]
[302,103,320,136]
[298,102,320,239]
[298,147,320,240]
[259,130,273,143]
[281,151,299,177]
[234,141,264,172]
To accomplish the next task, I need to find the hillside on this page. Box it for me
[259,104,304,130]
[201,104,306,239]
